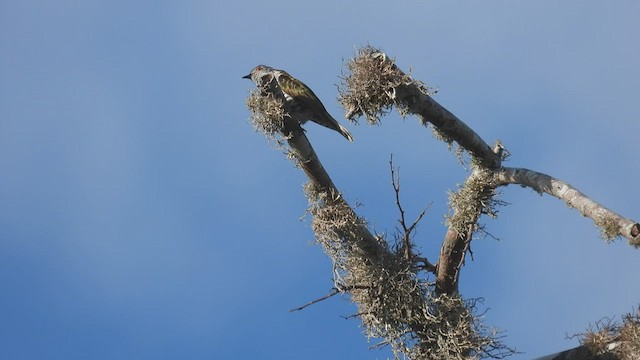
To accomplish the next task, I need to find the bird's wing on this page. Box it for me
[276,70,329,114]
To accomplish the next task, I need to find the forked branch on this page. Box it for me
[244,46,639,359]
[338,46,639,296]
[246,72,512,358]
[390,155,435,272]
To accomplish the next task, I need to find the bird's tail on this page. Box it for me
[318,111,354,141]
[338,124,354,142]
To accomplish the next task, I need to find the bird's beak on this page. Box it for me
[242,74,251,79]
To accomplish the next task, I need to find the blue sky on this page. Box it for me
[1,1,639,359]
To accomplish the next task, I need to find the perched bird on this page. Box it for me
[243,65,354,141]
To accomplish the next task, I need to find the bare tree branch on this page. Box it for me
[341,50,501,170]
[495,167,640,246]
[407,207,429,237]
[390,155,436,274]
[390,155,413,261]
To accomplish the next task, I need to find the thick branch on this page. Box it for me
[284,121,390,262]
[397,79,506,294]
[340,49,501,169]
[535,346,606,360]
[395,82,501,169]
[284,121,337,192]
[436,168,498,295]
[495,167,640,246]
[437,228,472,295]
[407,95,501,294]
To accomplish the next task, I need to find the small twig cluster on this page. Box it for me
[579,308,640,360]
[390,155,432,269]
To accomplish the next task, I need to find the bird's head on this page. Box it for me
[242,65,276,86]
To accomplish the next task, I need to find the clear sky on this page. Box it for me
[1,1,639,359]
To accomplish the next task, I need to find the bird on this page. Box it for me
[243,65,354,141]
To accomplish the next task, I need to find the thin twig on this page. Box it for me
[289,288,341,312]
[390,155,437,273]
[390,155,412,261]
[407,202,432,238]
[290,284,374,313]
[340,311,370,320]
[414,256,437,273]
[368,339,390,350]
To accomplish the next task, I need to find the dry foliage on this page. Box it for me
[595,215,623,243]
[245,88,287,140]
[339,46,432,124]
[447,168,501,235]
[245,87,306,167]
[304,183,513,359]
[580,308,640,360]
